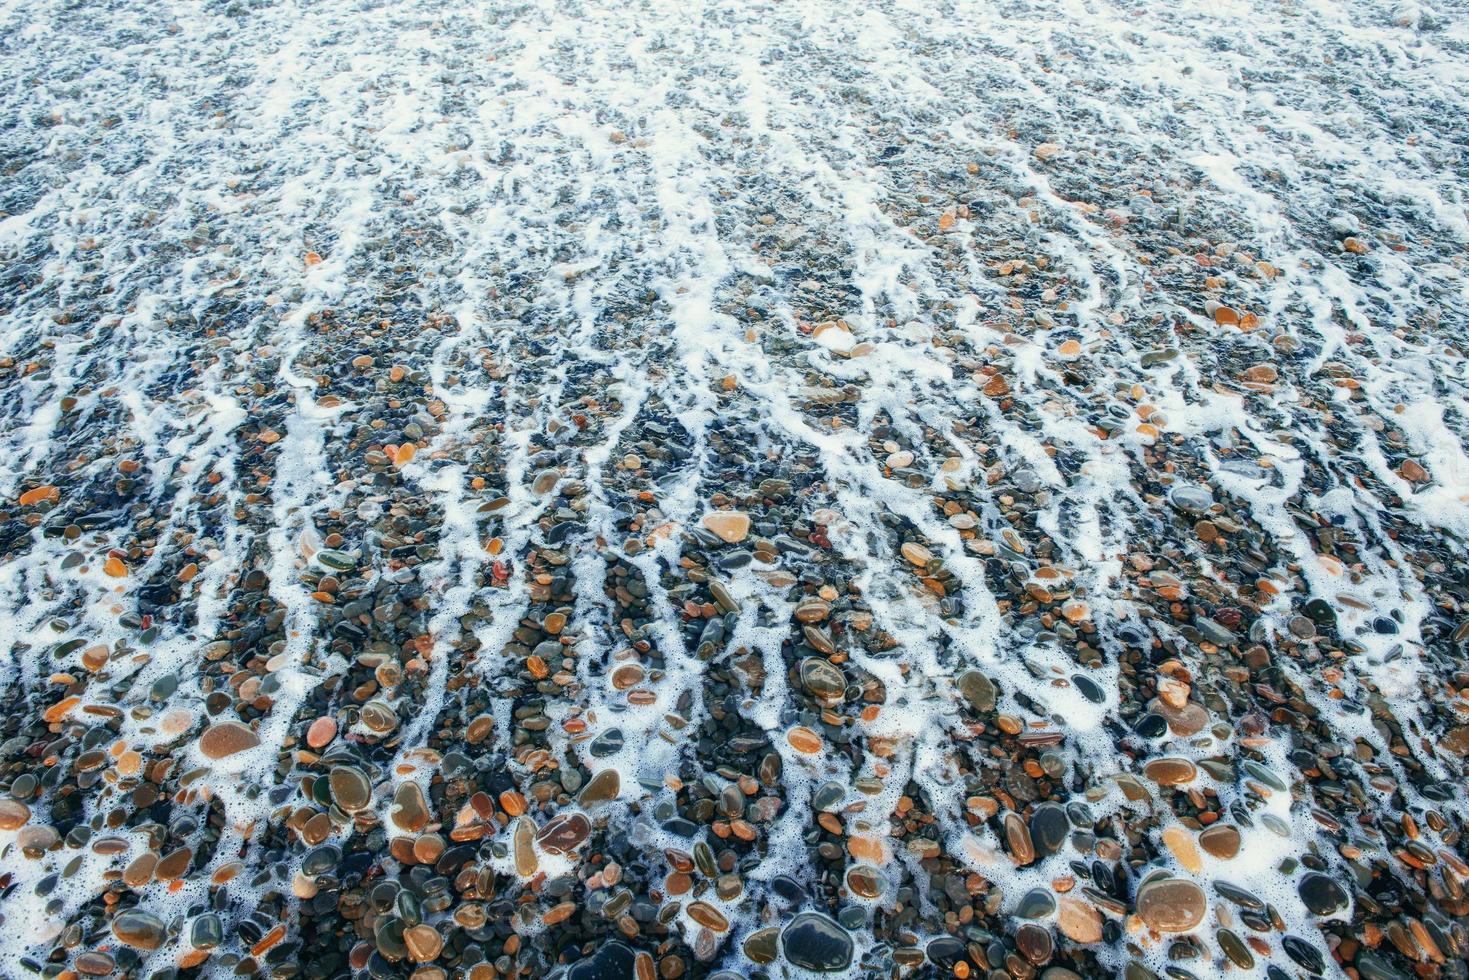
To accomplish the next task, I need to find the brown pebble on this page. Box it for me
[198,720,259,759]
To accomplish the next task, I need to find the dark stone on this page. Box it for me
[1297,872,1349,916]
[781,912,853,972]
[566,941,636,980]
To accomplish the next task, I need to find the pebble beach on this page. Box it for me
[2,0,1469,977]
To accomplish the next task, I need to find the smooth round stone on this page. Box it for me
[390,782,429,832]
[1030,803,1070,856]
[190,913,223,949]
[1057,897,1102,943]
[702,511,751,543]
[1150,699,1209,736]
[578,768,620,807]
[845,864,888,899]
[1134,713,1168,738]
[361,701,399,733]
[813,780,846,812]
[112,909,167,950]
[1168,484,1214,515]
[306,716,337,748]
[1301,598,1337,629]
[1135,877,1206,932]
[800,657,846,702]
[1143,757,1198,786]
[1072,674,1105,703]
[19,824,59,857]
[925,935,965,968]
[781,911,854,972]
[1282,935,1325,975]
[1015,887,1057,919]
[901,542,933,566]
[957,670,997,712]
[1016,923,1054,965]
[744,926,780,964]
[302,844,341,876]
[536,812,590,855]
[0,798,31,830]
[793,599,832,622]
[565,940,636,980]
[590,729,624,757]
[329,766,372,812]
[198,721,259,759]
[1199,824,1241,859]
[1297,872,1349,916]
[404,924,443,962]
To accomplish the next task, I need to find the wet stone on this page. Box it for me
[112,909,167,950]
[566,941,637,980]
[536,812,590,854]
[744,927,780,964]
[590,729,624,756]
[329,765,372,812]
[957,669,997,712]
[781,911,854,972]
[800,657,846,703]
[198,720,259,759]
[1297,872,1349,916]
[1029,802,1070,856]
[578,768,620,807]
[926,935,966,968]
[1016,887,1057,919]
[1135,878,1206,932]
[1198,824,1240,859]
[1142,757,1197,786]
[1016,922,1054,965]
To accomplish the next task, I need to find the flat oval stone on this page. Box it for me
[578,768,620,807]
[845,864,888,899]
[1199,824,1241,859]
[329,765,372,812]
[1135,877,1206,932]
[1058,897,1102,943]
[781,911,853,972]
[1143,757,1197,786]
[958,670,997,712]
[743,926,780,964]
[702,511,751,543]
[112,909,167,950]
[306,716,337,749]
[1015,887,1056,919]
[536,812,590,855]
[688,900,729,931]
[199,721,259,759]
[1005,811,1035,865]
[1016,922,1054,965]
[1298,872,1349,916]
[1029,802,1070,856]
[566,940,635,980]
[390,782,429,832]
[800,657,846,702]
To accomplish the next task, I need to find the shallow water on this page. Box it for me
[1,0,1468,977]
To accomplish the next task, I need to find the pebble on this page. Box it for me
[781,912,854,972]
[702,511,751,543]
[198,720,260,759]
[111,909,167,950]
[1135,877,1207,932]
